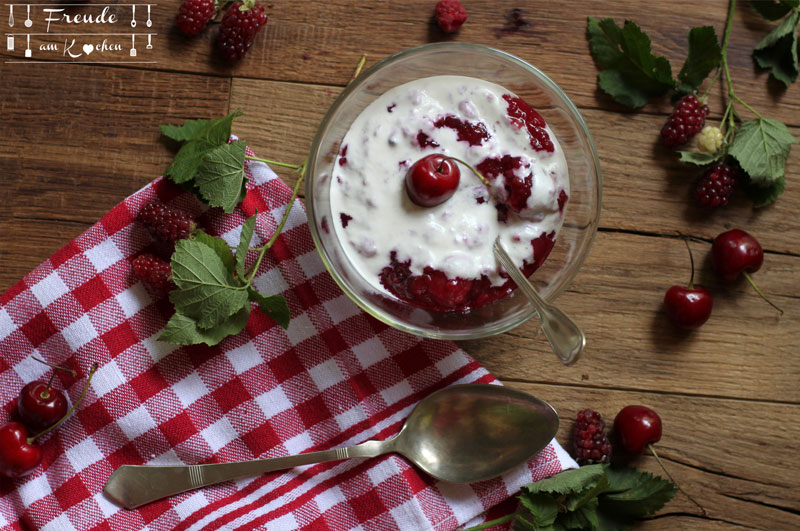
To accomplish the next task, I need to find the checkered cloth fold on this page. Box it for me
[0,151,576,531]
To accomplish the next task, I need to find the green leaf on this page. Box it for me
[248,288,291,329]
[566,475,610,511]
[160,306,250,346]
[677,26,722,92]
[236,213,257,279]
[195,140,249,213]
[749,0,798,20]
[519,492,559,527]
[678,150,723,166]
[523,464,607,496]
[164,139,217,184]
[194,230,235,272]
[587,17,675,108]
[729,117,796,184]
[160,118,212,143]
[595,510,633,531]
[754,10,800,86]
[742,173,786,207]
[577,502,600,530]
[600,468,677,518]
[169,239,249,330]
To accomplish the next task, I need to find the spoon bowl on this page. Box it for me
[104,384,559,509]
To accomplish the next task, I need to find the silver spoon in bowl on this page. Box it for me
[493,237,585,365]
[103,384,559,509]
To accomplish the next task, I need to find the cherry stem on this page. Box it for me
[31,356,77,377]
[684,238,695,290]
[445,156,491,187]
[28,363,99,444]
[742,272,784,315]
[244,156,301,170]
[460,513,517,531]
[648,443,707,517]
[349,54,367,83]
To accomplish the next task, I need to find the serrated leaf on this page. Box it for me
[742,173,786,207]
[159,306,250,346]
[194,230,235,271]
[170,239,249,330]
[566,475,610,511]
[678,26,722,91]
[577,501,600,530]
[160,118,212,142]
[561,508,589,530]
[519,492,559,527]
[164,139,217,184]
[202,109,244,145]
[600,468,677,518]
[248,288,290,329]
[729,118,796,184]
[754,10,800,86]
[523,464,607,496]
[678,150,723,166]
[512,514,542,531]
[595,510,633,531]
[749,0,798,20]
[587,17,675,108]
[236,213,257,279]
[196,140,248,213]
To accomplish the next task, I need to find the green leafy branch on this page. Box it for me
[587,0,796,207]
[750,0,800,86]
[463,465,676,531]
[157,111,305,346]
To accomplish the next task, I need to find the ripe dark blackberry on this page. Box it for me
[216,1,269,61]
[138,202,196,242]
[695,164,736,208]
[132,254,174,295]
[660,94,709,149]
[572,409,612,465]
[435,0,467,33]
[176,0,216,36]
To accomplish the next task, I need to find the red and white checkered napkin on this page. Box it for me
[0,152,576,531]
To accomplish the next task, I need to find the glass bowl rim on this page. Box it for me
[304,42,603,340]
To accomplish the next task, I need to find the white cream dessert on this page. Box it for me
[329,75,569,312]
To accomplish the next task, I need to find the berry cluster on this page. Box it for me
[133,202,199,295]
[660,94,709,149]
[0,359,98,478]
[176,0,269,62]
[434,0,467,33]
[572,409,612,465]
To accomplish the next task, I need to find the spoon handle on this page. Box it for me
[493,238,585,365]
[104,439,389,509]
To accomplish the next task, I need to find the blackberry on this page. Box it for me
[572,409,612,465]
[132,254,174,295]
[176,0,216,36]
[695,164,736,208]
[138,202,196,242]
[216,1,269,62]
[660,94,709,149]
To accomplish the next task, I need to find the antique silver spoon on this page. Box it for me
[493,237,585,365]
[104,384,559,509]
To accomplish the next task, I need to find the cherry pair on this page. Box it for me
[0,361,98,478]
[665,229,782,330]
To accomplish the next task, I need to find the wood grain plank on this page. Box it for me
[512,381,799,530]
[4,2,796,121]
[461,231,799,403]
[0,64,231,292]
[230,78,800,255]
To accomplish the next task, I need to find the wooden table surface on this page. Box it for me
[1,1,798,529]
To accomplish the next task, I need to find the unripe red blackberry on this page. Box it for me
[138,202,196,242]
[695,164,736,208]
[132,254,174,295]
[176,0,216,36]
[661,94,709,149]
[572,409,612,465]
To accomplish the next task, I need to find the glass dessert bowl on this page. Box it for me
[305,43,601,340]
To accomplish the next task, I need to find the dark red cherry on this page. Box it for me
[18,382,68,432]
[613,405,662,454]
[405,154,460,207]
[0,422,43,478]
[664,285,713,329]
[711,229,763,282]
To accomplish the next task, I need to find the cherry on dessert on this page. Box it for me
[613,405,662,454]
[405,154,461,207]
[712,229,783,314]
[664,239,712,329]
[18,382,68,432]
[0,422,43,478]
